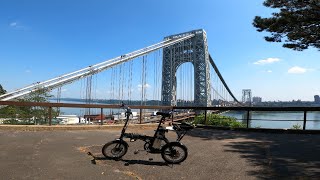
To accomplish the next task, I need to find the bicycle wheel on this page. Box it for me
[102,140,128,159]
[161,142,188,164]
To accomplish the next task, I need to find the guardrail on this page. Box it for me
[0,101,174,125]
[1,101,320,130]
[176,106,320,130]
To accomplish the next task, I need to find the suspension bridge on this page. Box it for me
[0,29,241,111]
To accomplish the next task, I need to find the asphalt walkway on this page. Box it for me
[0,127,319,179]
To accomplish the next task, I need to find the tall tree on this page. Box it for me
[25,89,57,124]
[1,87,58,125]
[0,84,6,95]
[253,0,320,51]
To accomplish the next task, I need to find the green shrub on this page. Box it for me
[2,119,34,125]
[291,123,302,130]
[193,113,245,128]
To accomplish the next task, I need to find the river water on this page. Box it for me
[222,111,320,130]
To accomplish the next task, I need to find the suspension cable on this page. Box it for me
[144,55,147,105]
[127,61,132,104]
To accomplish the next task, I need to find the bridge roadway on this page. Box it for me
[0,125,320,179]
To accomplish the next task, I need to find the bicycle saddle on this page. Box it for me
[156,112,171,117]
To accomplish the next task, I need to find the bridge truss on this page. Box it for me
[0,29,240,107]
[0,34,194,101]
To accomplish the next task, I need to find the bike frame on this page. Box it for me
[102,104,193,163]
[116,104,191,153]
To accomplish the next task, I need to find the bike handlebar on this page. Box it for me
[120,102,132,115]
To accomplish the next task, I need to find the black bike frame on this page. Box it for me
[117,104,190,152]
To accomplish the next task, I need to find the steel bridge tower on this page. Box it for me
[161,29,211,106]
[242,89,252,106]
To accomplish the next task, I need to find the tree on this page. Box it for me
[0,84,8,113]
[0,84,6,95]
[24,89,58,124]
[253,0,320,51]
[1,87,59,125]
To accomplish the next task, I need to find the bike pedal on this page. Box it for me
[134,150,139,154]
[130,139,136,142]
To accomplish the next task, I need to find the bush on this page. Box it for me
[193,113,245,128]
[291,123,302,130]
[2,119,34,125]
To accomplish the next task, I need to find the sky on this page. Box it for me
[0,0,319,102]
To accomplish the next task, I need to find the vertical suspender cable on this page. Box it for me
[111,67,114,102]
[56,86,61,115]
[85,75,92,115]
[128,60,133,104]
[141,56,145,105]
[118,63,122,103]
[93,74,97,113]
[121,63,126,102]
[157,49,161,105]
[144,55,147,105]
[80,78,84,116]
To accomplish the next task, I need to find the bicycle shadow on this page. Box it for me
[88,153,169,167]
[120,159,169,167]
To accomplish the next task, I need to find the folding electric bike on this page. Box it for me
[102,103,193,164]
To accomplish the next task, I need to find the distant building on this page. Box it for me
[314,95,320,103]
[252,96,262,103]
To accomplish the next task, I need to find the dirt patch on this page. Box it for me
[77,144,143,179]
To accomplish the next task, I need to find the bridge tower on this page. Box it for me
[242,89,252,106]
[161,29,211,106]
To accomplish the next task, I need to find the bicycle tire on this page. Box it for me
[161,142,188,164]
[102,140,128,159]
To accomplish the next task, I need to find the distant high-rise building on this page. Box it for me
[314,95,320,103]
[252,96,262,103]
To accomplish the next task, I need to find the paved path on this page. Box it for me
[0,127,320,179]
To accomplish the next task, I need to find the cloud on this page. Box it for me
[10,22,18,27]
[253,58,280,65]
[266,70,272,73]
[25,69,31,73]
[9,21,27,29]
[287,66,307,74]
[138,84,151,91]
[138,84,151,88]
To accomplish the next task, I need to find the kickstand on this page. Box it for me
[87,152,96,164]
